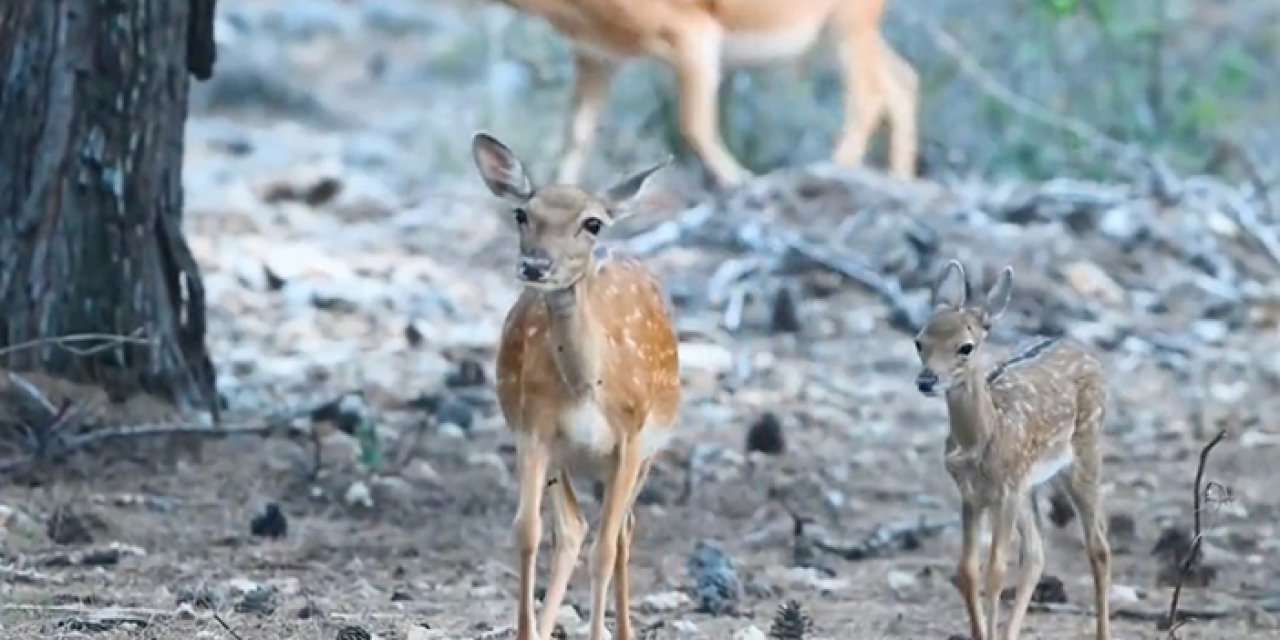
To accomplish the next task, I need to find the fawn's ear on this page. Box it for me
[932,260,967,310]
[602,156,671,219]
[982,266,1014,328]
[472,132,534,202]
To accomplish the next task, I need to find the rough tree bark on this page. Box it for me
[0,0,219,415]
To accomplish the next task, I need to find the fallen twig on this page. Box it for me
[0,564,61,585]
[0,329,152,359]
[812,515,958,561]
[0,407,311,476]
[1161,428,1228,636]
[213,611,247,640]
[31,541,146,568]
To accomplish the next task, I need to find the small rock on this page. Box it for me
[467,452,510,485]
[46,508,102,545]
[732,625,767,640]
[641,590,689,613]
[444,358,487,388]
[1191,319,1228,344]
[403,460,441,485]
[770,286,801,333]
[672,620,699,635]
[886,569,917,594]
[235,585,278,616]
[0,504,42,540]
[687,539,742,616]
[1062,261,1125,306]
[404,321,425,347]
[250,504,288,539]
[372,475,415,505]
[345,481,373,509]
[1098,206,1145,247]
[679,342,733,375]
[745,412,785,455]
[1108,584,1142,607]
[390,590,412,602]
[436,396,474,431]
[405,624,439,640]
[437,423,467,439]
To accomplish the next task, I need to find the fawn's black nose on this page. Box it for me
[519,262,546,281]
[916,371,938,395]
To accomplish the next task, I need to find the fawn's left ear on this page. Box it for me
[932,260,967,310]
[601,156,672,220]
[982,266,1013,328]
[472,132,534,203]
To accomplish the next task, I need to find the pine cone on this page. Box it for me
[336,625,372,640]
[769,599,812,640]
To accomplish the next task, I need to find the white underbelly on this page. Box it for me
[553,401,673,477]
[722,24,824,66]
[1029,449,1074,486]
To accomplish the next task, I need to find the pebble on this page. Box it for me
[641,590,690,612]
[344,481,373,508]
[732,626,767,640]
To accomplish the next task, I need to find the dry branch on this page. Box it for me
[1161,428,1228,635]
[812,515,958,561]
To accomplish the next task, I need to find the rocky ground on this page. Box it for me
[4,1,1280,639]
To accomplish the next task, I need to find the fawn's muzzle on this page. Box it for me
[518,257,552,282]
[916,370,938,395]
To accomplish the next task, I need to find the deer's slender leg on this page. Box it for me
[513,436,551,640]
[1003,498,1045,640]
[666,21,749,188]
[612,459,652,640]
[1068,389,1112,640]
[536,469,588,640]
[831,0,917,179]
[587,443,644,640]
[984,495,1017,640]
[831,8,887,173]
[879,38,919,179]
[957,500,987,640]
[556,50,618,185]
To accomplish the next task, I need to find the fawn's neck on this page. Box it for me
[543,281,600,399]
[945,364,995,449]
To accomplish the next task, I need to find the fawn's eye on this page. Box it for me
[913,339,922,353]
[957,343,974,356]
[513,207,529,226]
[581,217,603,235]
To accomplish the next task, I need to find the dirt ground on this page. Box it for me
[3,1,1280,639]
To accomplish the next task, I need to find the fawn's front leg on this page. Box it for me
[537,469,588,640]
[983,496,1017,640]
[555,50,617,185]
[587,443,645,640]
[612,459,652,640]
[957,500,987,639]
[513,436,551,640]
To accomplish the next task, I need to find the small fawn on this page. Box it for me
[913,260,1112,640]
[472,132,681,640]
[492,0,919,187]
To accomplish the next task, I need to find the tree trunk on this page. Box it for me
[0,0,219,416]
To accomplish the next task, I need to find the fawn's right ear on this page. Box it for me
[472,132,534,202]
[981,266,1014,328]
[932,259,967,310]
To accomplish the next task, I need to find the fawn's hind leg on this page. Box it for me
[1067,386,1112,640]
